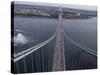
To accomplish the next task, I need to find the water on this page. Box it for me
[13,16,57,73]
[63,17,97,70]
[13,16,57,53]
[63,17,97,51]
[12,16,97,72]
[13,16,97,53]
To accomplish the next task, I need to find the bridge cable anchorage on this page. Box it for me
[12,31,57,62]
[63,31,97,57]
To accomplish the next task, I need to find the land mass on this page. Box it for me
[12,4,97,19]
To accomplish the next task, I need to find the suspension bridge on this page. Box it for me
[11,7,97,73]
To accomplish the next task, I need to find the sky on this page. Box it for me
[14,1,97,11]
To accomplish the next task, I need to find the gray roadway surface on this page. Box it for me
[52,8,65,71]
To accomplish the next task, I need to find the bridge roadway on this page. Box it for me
[52,7,65,71]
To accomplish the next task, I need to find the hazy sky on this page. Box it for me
[14,1,97,11]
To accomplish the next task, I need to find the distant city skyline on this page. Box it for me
[14,1,97,11]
